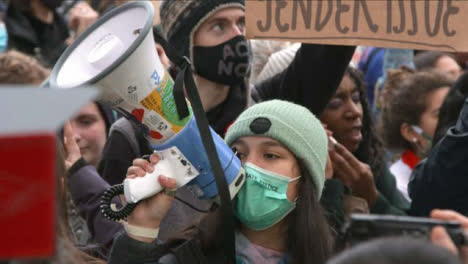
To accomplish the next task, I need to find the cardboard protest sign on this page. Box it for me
[246,0,468,52]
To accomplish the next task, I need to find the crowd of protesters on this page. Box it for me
[3,0,468,264]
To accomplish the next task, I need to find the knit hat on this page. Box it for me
[225,100,328,198]
[255,43,300,84]
[160,0,244,58]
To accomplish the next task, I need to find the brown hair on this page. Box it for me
[287,159,334,264]
[414,51,458,71]
[380,70,452,151]
[0,50,50,84]
[378,66,416,111]
[56,146,106,264]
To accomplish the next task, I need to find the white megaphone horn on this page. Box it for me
[48,2,163,130]
[46,1,245,222]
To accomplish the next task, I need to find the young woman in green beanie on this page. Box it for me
[108,100,334,264]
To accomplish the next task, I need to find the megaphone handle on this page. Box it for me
[124,147,199,203]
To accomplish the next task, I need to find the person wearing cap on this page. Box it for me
[109,100,334,264]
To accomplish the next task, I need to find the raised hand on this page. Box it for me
[125,153,177,242]
[329,143,379,207]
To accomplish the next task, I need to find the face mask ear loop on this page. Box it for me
[289,176,302,183]
[411,125,433,156]
[289,176,301,203]
[411,125,433,144]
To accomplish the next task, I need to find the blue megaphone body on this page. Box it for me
[153,116,244,200]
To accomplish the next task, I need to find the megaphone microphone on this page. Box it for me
[47,2,245,221]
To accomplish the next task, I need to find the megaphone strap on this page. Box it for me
[182,64,236,263]
[153,26,236,262]
[173,60,191,120]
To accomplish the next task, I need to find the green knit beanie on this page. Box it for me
[225,100,328,198]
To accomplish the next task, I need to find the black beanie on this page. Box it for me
[160,0,245,59]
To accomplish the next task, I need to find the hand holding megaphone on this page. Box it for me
[124,154,178,233]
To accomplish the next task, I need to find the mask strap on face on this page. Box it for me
[289,176,301,183]
[152,27,236,263]
[289,176,301,202]
[411,125,433,142]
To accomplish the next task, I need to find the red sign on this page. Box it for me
[0,134,56,259]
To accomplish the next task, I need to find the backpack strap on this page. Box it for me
[109,118,141,156]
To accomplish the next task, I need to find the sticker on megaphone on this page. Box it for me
[132,68,192,142]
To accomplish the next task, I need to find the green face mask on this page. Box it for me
[235,162,301,231]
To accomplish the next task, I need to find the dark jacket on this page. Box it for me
[5,4,69,67]
[108,209,227,264]
[68,159,122,256]
[372,165,410,215]
[319,161,410,242]
[323,163,409,218]
[409,98,468,216]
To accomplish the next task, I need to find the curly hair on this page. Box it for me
[346,67,385,176]
[378,66,416,111]
[380,71,452,151]
[0,50,50,84]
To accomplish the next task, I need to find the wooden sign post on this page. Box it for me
[246,0,468,52]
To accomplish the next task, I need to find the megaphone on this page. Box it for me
[47,1,245,220]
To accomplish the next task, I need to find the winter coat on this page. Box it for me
[409,98,468,216]
[5,5,69,67]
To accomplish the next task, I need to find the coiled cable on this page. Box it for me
[100,184,138,221]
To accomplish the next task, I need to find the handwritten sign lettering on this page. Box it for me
[246,0,468,52]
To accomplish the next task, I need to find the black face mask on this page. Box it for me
[192,35,251,86]
[40,0,64,10]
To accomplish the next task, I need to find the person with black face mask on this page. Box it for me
[159,0,356,137]
[5,0,97,67]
